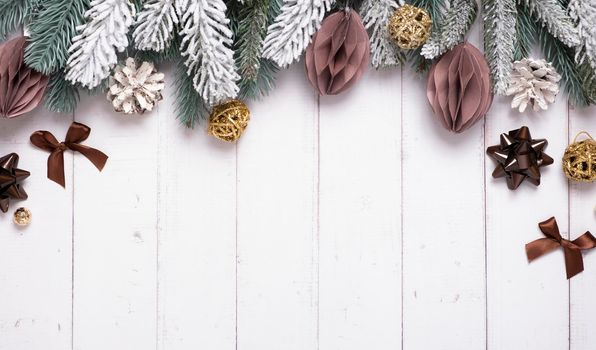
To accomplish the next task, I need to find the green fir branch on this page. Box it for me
[579,63,596,104]
[538,29,591,107]
[174,59,209,129]
[24,0,89,74]
[0,0,27,40]
[513,3,537,61]
[135,42,180,64]
[409,0,447,72]
[44,72,80,114]
[232,0,281,100]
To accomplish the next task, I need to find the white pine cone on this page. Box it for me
[506,58,562,113]
[107,58,166,114]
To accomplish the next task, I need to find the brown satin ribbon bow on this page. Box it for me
[30,122,108,187]
[526,217,596,279]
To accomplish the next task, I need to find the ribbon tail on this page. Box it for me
[563,247,584,279]
[526,238,560,262]
[47,150,66,187]
[70,144,108,171]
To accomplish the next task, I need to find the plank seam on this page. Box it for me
[400,66,405,350]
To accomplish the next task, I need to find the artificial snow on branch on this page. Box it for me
[133,0,178,52]
[483,0,517,94]
[361,0,405,69]
[519,0,580,49]
[262,0,334,67]
[177,0,240,105]
[568,0,596,71]
[65,0,136,89]
[421,0,477,60]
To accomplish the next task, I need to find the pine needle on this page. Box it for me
[483,0,517,94]
[513,3,537,61]
[24,0,89,74]
[539,29,591,107]
[174,59,209,129]
[0,0,26,40]
[44,72,80,114]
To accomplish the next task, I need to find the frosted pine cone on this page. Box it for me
[506,58,561,113]
[107,58,165,114]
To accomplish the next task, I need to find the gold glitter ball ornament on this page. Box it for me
[388,4,432,49]
[13,207,31,226]
[208,100,250,142]
[563,131,596,182]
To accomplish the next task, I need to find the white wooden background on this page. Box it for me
[1,22,596,350]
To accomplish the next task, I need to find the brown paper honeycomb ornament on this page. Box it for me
[208,100,250,142]
[563,132,596,182]
[388,4,432,49]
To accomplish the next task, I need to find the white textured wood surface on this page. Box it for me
[2,41,596,350]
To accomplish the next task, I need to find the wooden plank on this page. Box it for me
[569,105,596,350]
[236,65,318,350]
[72,94,158,349]
[485,95,569,349]
[401,69,486,349]
[0,110,73,350]
[318,69,402,350]
[157,67,236,350]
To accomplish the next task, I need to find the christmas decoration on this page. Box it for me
[262,0,334,67]
[305,9,370,95]
[421,0,477,60]
[178,0,240,105]
[361,0,405,69]
[506,58,561,113]
[482,0,517,94]
[0,153,30,213]
[24,0,89,75]
[0,36,49,119]
[231,0,281,100]
[208,100,250,142]
[426,42,492,133]
[526,217,596,279]
[388,4,432,50]
[13,207,32,226]
[30,122,108,187]
[487,126,553,190]
[107,58,165,114]
[562,132,596,183]
[133,0,178,52]
[569,0,596,72]
[519,0,580,49]
[65,0,136,89]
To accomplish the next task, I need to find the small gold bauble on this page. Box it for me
[208,99,250,142]
[563,132,596,182]
[13,207,32,226]
[388,4,432,49]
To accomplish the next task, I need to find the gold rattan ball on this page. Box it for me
[208,99,250,142]
[562,132,596,182]
[388,4,432,49]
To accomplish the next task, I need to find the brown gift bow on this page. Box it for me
[526,217,596,279]
[30,122,108,187]
[0,36,49,118]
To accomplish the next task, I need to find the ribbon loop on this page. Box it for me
[526,217,596,279]
[30,122,108,187]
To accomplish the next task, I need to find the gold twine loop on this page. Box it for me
[388,4,432,50]
[563,131,596,182]
[208,100,250,142]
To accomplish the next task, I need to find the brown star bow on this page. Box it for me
[30,122,108,187]
[487,126,553,190]
[0,153,29,212]
[526,217,596,279]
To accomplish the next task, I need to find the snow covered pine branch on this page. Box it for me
[66,0,136,89]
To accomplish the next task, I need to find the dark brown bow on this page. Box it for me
[30,122,108,187]
[526,217,596,279]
